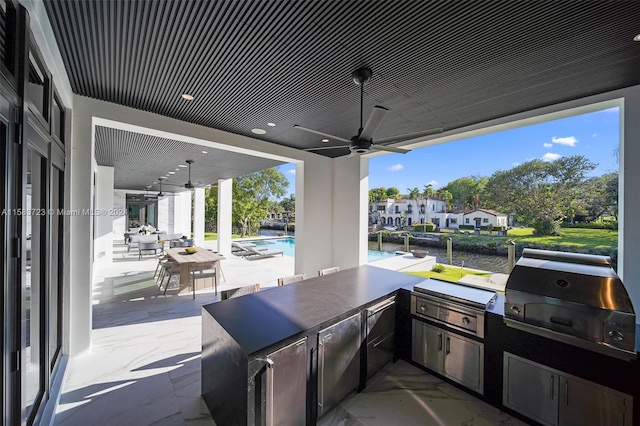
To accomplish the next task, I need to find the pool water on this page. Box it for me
[243,237,396,263]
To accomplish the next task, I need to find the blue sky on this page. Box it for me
[277,107,619,198]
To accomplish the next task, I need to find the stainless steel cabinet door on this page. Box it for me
[266,338,308,426]
[366,299,395,378]
[412,320,443,373]
[318,313,361,417]
[559,375,631,426]
[503,353,559,426]
[443,333,483,394]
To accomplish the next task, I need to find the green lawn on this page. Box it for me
[202,232,255,240]
[506,227,617,249]
[405,265,490,284]
[442,227,617,254]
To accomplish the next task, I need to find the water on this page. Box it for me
[243,237,396,263]
[369,241,510,273]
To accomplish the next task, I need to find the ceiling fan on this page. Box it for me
[163,160,208,189]
[156,177,178,197]
[295,67,443,155]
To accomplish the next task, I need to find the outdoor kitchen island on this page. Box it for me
[201,265,424,426]
[202,263,640,426]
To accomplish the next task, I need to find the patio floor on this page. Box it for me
[52,242,524,425]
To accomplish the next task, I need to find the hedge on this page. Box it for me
[412,222,436,232]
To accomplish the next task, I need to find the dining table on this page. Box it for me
[164,247,225,294]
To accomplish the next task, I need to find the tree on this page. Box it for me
[233,168,288,237]
[386,187,401,199]
[435,189,453,210]
[369,187,389,202]
[577,173,618,222]
[369,186,402,201]
[422,184,436,198]
[442,176,487,210]
[204,185,218,232]
[483,156,596,235]
[407,187,421,201]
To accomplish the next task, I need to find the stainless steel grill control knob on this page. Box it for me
[462,317,470,325]
[510,306,521,315]
[608,330,624,342]
[420,305,426,312]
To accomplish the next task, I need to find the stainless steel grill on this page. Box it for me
[412,279,497,338]
[504,249,636,360]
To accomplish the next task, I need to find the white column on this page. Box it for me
[295,156,334,276]
[193,187,205,246]
[94,165,114,263]
[217,178,233,256]
[173,192,192,237]
[332,156,369,267]
[619,87,640,317]
[68,96,94,355]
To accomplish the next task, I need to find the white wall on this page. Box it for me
[94,166,114,262]
[619,88,640,314]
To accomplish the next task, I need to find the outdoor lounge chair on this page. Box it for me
[231,242,269,257]
[245,245,283,259]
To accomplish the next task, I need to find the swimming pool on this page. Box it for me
[243,237,396,263]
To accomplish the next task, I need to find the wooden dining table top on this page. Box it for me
[164,247,225,264]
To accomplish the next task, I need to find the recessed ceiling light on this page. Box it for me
[178,164,188,168]
[635,34,640,41]
[322,138,329,143]
[168,171,175,175]
[182,93,194,101]
[267,122,276,127]
[251,128,267,135]
[201,150,208,154]
[175,168,180,171]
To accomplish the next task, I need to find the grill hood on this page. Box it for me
[505,249,636,360]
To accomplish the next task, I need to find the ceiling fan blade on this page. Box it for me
[371,144,410,154]
[359,106,388,141]
[375,127,444,144]
[293,125,350,143]
[303,144,350,152]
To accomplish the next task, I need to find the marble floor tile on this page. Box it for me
[55,243,526,426]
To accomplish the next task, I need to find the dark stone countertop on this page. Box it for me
[202,265,424,355]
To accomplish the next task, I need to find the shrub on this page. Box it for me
[532,219,562,236]
[413,222,436,232]
[431,264,446,273]
[562,221,617,230]
[459,225,474,230]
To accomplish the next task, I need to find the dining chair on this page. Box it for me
[159,261,180,295]
[139,241,163,260]
[190,262,217,299]
[318,266,340,276]
[277,273,307,286]
[221,284,261,300]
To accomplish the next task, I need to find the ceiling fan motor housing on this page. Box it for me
[350,138,372,154]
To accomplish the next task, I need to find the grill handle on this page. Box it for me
[550,317,573,328]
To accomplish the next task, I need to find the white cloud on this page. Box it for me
[512,162,521,167]
[551,136,578,147]
[425,179,438,187]
[387,164,404,172]
[543,142,553,148]
[541,152,561,162]
[592,133,599,137]
[287,169,296,175]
